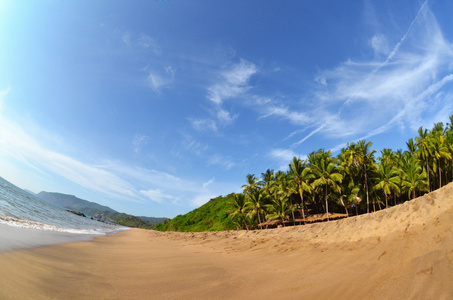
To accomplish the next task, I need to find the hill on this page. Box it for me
[155,194,236,232]
[37,192,167,228]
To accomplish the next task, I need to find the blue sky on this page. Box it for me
[1,0,453,218]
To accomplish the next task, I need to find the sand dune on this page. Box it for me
[1,183,453,299]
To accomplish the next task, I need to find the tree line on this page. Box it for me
[229,115,453,230]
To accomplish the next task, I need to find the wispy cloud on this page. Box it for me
[260,105,312,126]
[208,154,235,170]
[137,34,159,53]
[140,189,178,204]
[147,66,176,93]
[269,148,307,170]
[301,1,453,144]
[370,33,390,57]
[182,134,209,156]
[0,114,231,211]
[189,118,218,132]
[206,59,257,105]
[132,134,148,153]
[192,59,257,132]
[190,194,216,207]
[202,177,215,188]
[0,88,10,110]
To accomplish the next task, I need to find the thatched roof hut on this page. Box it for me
[259,213,348,228]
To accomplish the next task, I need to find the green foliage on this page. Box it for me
[112,213,155,229]
[155,194,236,232]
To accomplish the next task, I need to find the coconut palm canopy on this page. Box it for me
[229,117,453,229]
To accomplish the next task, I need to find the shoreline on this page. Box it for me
[0,224,98,253]
[1,184,453,299]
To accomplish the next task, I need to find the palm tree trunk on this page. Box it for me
[257,209,262,229]
[365,165,370,214]
[426,156,430,192]
[450,155,453,182]
[289,197,295,226]
[439,163,442,188]
[385,193,388,209]
[325,185,329,221]
[299,188,306,225]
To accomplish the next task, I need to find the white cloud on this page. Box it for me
[182,134,209,156]
[137,34,160,53]
[315,76,327,86]
[190,194,215,207]
[222,59,257,86]
[122,33,131,45]
[292,124,326,147]
[202,177,215,188]
[270,148,297,162]
[0,88,10,110]
[132,134,148,153]
[269,148,307,171]
[201,59,257,128]
[140,189,176,203]
[260,105,312,126]
[147,66,175,93]
[189,118,218,132]
[0,115,230,211]
[0,118,141,202]
[296,1,453,144]
[208,155,235,170]
[217,108,238,124]
[370,33,390,56]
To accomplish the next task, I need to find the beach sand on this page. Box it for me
[1,183,453,299]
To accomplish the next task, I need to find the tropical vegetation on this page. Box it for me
[158,115,453,232]
[155,195,236,231]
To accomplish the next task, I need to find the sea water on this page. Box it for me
[0,176,126,252]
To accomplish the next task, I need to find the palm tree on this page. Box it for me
[337,147,362,216]
[271,172,297,225]
[289,157,313,224]
[265,198,295,227]
[354,140,377,214]
[242,174,259,195]
[430,127,451,188]
[401,154,427,199]
[406,138,417,154]
[445,129,453,183]
[373,161,400,208]
[245,189,266,229]
[311,149,343,221]
[415,127,432,192]
[260,169,275,198]
[228,193,248,230]
[379,148,397,167]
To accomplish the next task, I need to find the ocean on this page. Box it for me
[0,176,126,252]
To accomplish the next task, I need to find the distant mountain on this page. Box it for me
[137,216,169,224]
[24,189,36,195]
[37,192,168,228]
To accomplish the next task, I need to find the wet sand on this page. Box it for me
[1,183,453,299]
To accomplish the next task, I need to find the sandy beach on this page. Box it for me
[1,183,453,299]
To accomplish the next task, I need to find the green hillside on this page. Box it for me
[155,194,236,232]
